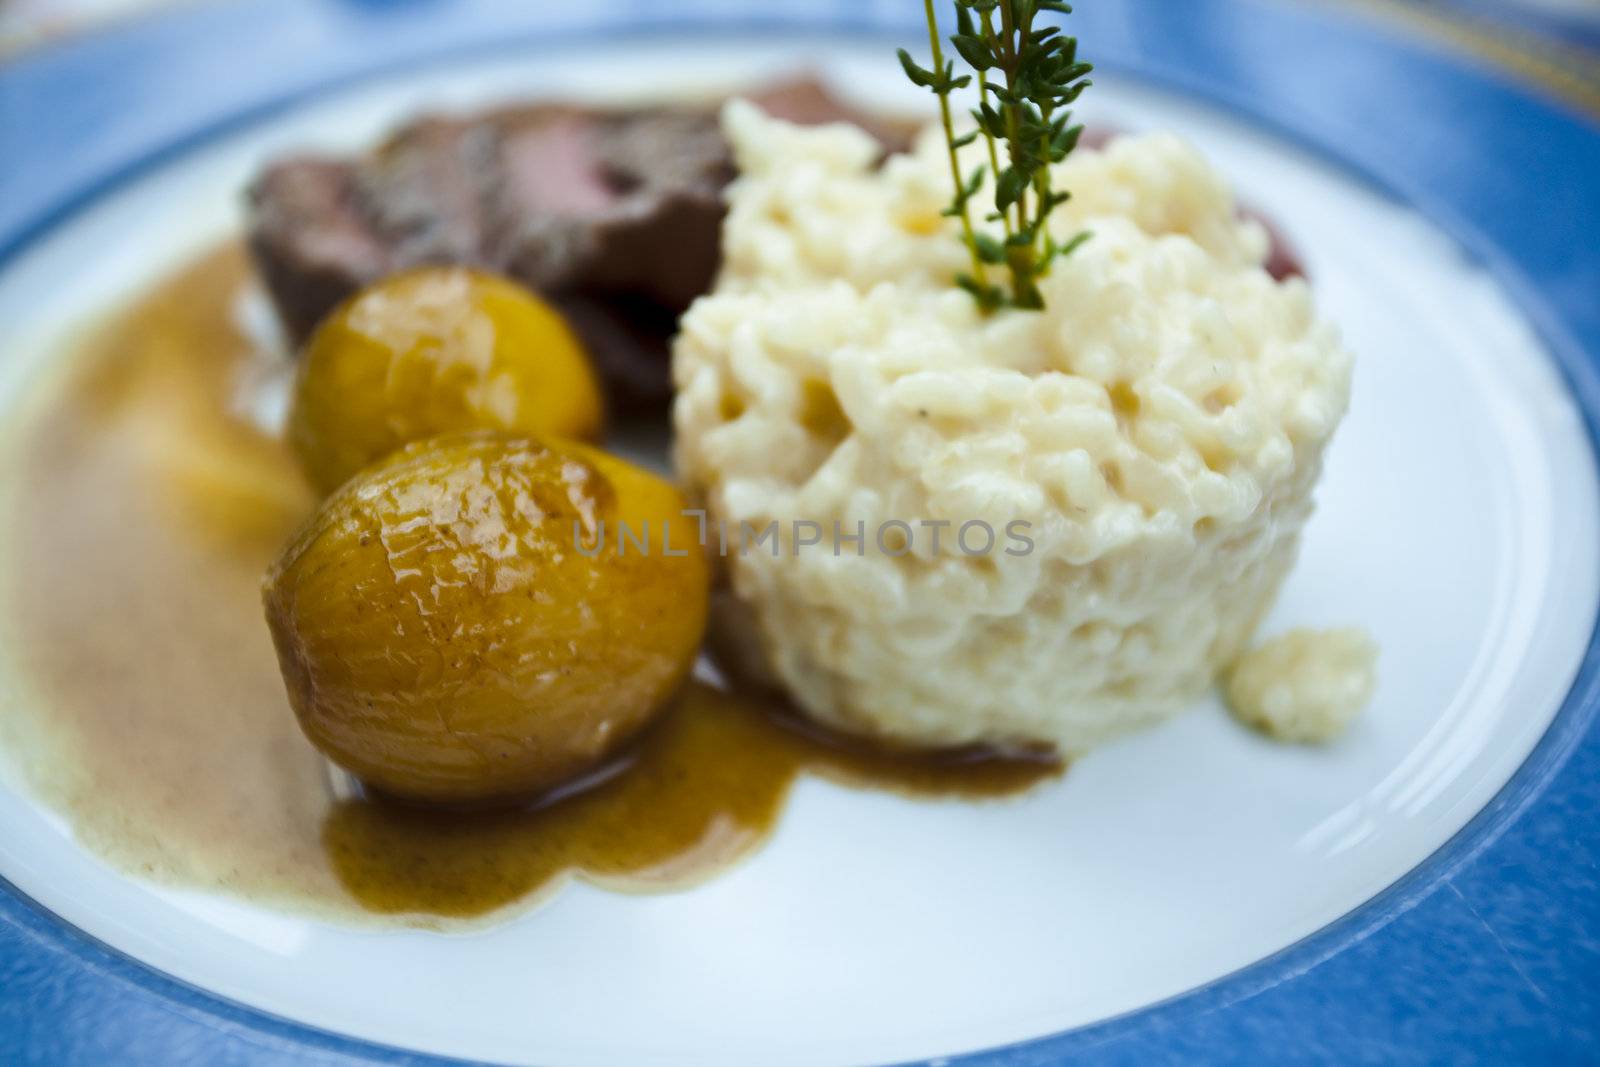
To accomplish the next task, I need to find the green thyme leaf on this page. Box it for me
[956,273,1005,310]
[995,166,1029,212]
[974,234,1008,263]
[1051,123,1083,159]
[950,33,995,69]
[897,49,939,88]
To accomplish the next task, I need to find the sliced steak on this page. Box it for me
[493,108,733,310]
[246,159,389,343]
[247,76,909,414]
[360,116,502,267]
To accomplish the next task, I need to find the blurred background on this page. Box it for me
[2,0,1597,117]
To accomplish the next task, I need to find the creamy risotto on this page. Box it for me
[673,102,1354,754]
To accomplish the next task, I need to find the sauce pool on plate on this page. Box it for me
[0,244,1060,923]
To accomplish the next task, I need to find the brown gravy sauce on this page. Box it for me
[0,243,1060,925]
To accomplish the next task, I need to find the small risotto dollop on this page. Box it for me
[1227,628,1378,744]
[672,102,1354,754]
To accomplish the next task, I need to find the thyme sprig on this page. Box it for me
[899,0,1093,312]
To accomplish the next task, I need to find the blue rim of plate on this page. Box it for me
[1,1,1597,1062]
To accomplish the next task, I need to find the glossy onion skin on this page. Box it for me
[289,268,604,494]
[262,433,709,805]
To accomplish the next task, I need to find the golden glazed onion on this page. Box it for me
[262,432,709,805]
[289,268,603,494]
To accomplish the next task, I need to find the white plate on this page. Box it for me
[0,37,1595,1067]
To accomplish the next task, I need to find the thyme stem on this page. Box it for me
[996,0,1041,306]
[1034,101,1054,262]
[900,0,1093,312]
[976,6,1012,243]
[923,0,990,291]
